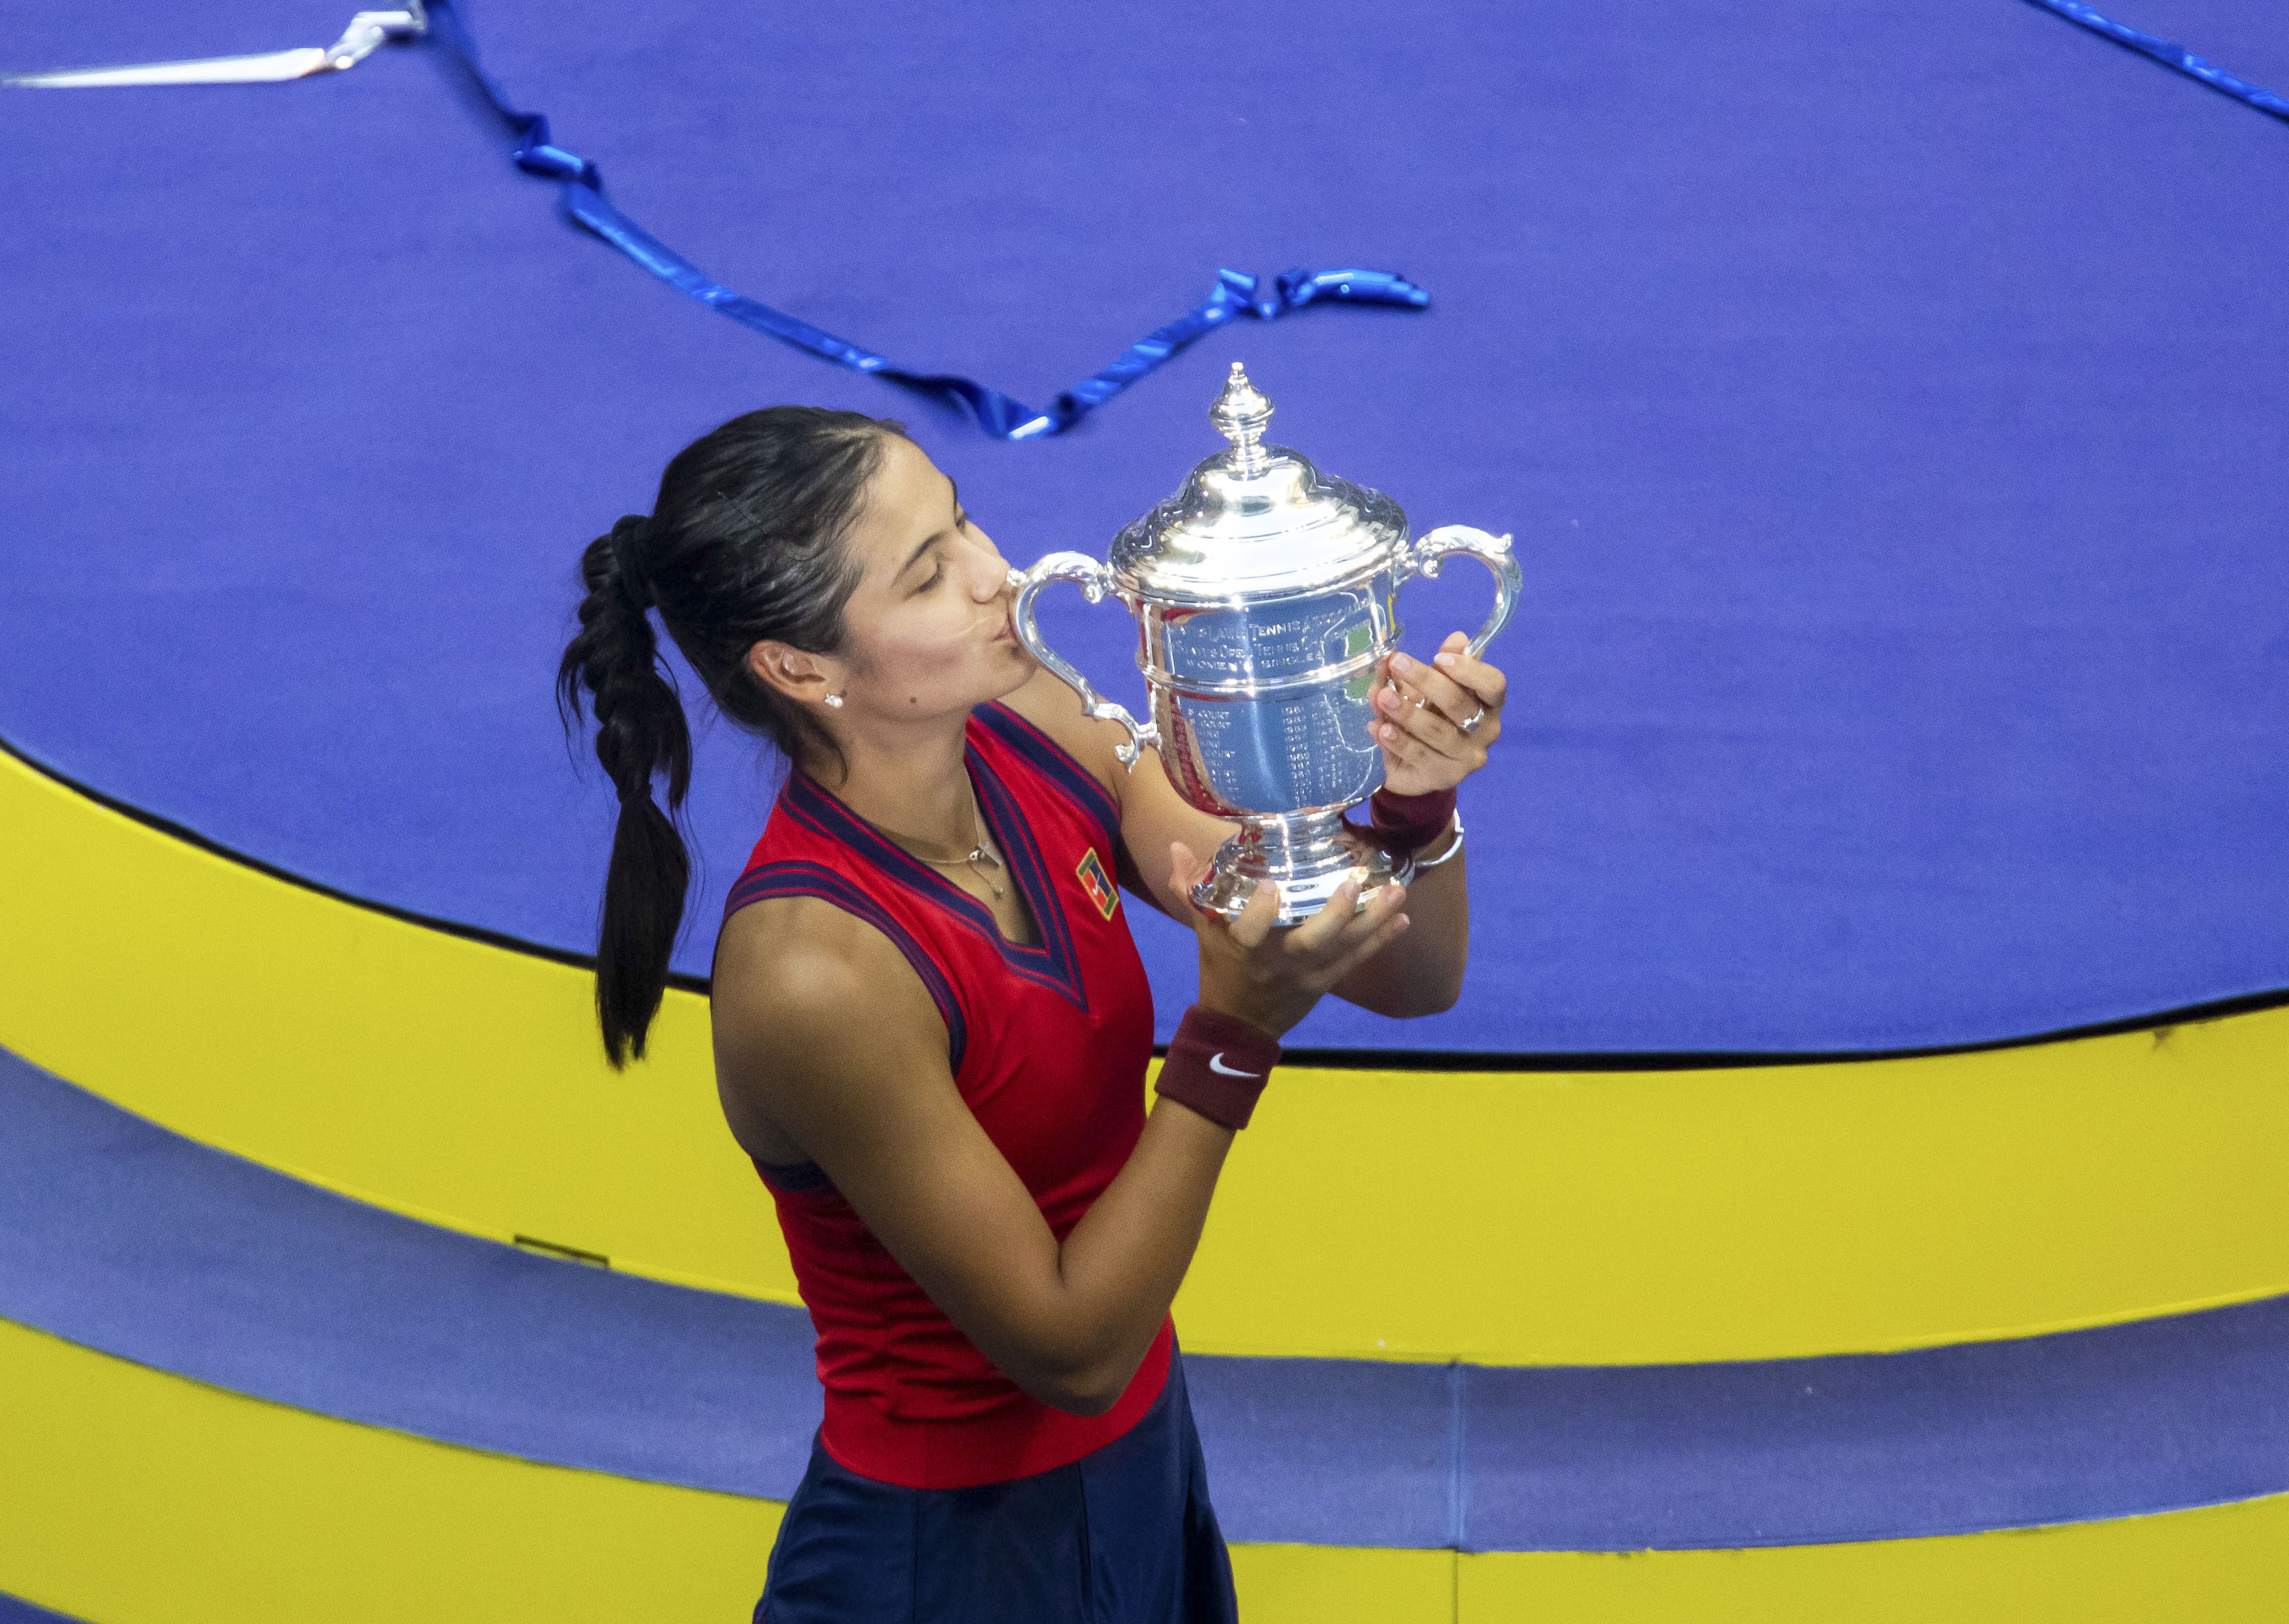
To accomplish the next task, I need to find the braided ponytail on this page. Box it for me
[557,407,903,1067]
[558,515,695,1067]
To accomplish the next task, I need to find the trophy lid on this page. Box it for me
[1108,364,1409,606]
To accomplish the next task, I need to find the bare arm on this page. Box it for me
[1323,634,1506,1016]
[714,864,1404,1415]
[1003,640,1506,1021]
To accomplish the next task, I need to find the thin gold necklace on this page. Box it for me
[871,789,1006,899]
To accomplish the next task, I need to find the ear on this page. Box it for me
[746,640,843,708]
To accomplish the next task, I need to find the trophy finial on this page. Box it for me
[1209,362,1274,474]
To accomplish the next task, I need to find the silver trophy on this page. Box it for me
[1010,364,1521,922]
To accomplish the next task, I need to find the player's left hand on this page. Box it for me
[1372,630,1508,796]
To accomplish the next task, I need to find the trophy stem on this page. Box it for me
[1188,808,1399,926]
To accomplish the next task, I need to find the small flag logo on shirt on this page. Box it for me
[1074,848,1120,920]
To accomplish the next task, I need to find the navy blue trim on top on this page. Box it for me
[723,859,970,1074]
[972,701,1123,850]
[778,764,1089,1010]
[753,1157,836,1197]
[968,741,1085,980]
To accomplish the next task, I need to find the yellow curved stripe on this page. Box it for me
[7,745,2288,1363]
[5,1319,2284,1624]
[0,1318,1433,1624]
[1194,1018,2289,1361]
[0,746,794,1303]
[0,1318,777,1624]
[1458,1490,2289,1622]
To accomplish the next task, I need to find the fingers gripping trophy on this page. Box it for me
[1009,364,1521,922]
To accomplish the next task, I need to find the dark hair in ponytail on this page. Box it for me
[558,406,906,1066]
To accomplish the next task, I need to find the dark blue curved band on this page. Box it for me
[2021,0,2289,122]
[5,1043,2286,1551]
[420,0,1427,439]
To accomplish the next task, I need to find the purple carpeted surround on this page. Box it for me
[7,1044,2285,1550]
[4,2,2289,1052]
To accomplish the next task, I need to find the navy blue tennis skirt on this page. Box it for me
[756,1352,1237,1624]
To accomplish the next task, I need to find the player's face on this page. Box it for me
[834,436,1033,718]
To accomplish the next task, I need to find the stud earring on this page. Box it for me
[823,691,844,709]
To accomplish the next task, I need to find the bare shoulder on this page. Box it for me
[718,891,893,1006]
[997,666,1131,807]
[712,895,947,1153]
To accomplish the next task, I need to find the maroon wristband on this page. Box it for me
[1154,1005,1283,1131]
[1361,785,1457,856]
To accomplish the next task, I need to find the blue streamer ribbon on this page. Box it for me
[2019,0,2289,122]
[421,1,1427,439]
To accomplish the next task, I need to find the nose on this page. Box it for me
[964,529,1008,599]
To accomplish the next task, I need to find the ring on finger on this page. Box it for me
[1460,704,1486,735]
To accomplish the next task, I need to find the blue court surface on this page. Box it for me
[6,7,2289,1621]
[7,0,2287,1052]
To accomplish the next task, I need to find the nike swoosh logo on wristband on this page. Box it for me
[1207,1053,1261,1078]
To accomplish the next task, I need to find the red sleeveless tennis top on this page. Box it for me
[722,701,1171,1490]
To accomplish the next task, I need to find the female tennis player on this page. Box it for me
[559,406,1505,1623]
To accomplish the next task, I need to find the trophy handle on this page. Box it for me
[1402,526,1522,660]
[1006,558,1162,768]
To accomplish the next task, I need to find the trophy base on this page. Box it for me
[1188,811,1405,926]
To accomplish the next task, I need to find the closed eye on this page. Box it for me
[907,501,971,594]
